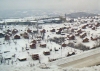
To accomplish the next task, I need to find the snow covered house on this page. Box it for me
[56,30,61,34]
[43,51,50,55]
[88,24,93,28]
[33,29,38,34]
[50,29,55,32]
[12,29,18,34]
[80,32,87,38]
[3,52,15,60]
[37,35,42,38]
[23,34,29,39]
[77,29,82,34]
[7,29,11,33]
[70,28,74,32]
[57,28,62,31]
[18,57,27,61]
[18,55,27,61]
[40,43,46,48]
[62,43,67,47]
[67,34,75,40]
[32,54,39,60]
[91,36,97,41]
[5,34,10,40]
[83,37,89,42]
[30,43,36,49]
[31,40,37,44]
[40,29,46,34]
[95,22,100,27]
[21,32,29,39]
[67,51,75,57]
[27,28,32,33]
[75,32,79,36]
[14,34,20,39]
[81,24,87,29]
[92,26,96,30]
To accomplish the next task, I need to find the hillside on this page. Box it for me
[66,12,98,18]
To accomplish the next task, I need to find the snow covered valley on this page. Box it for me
[0,16,100,71]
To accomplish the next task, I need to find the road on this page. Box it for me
[59,52,100,68]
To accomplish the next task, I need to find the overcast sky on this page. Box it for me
[0,0,99,11]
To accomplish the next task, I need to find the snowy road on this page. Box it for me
[59,48,100,68]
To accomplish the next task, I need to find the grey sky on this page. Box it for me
[0,0,99,11]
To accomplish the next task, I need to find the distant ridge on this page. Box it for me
[66,12,98,18]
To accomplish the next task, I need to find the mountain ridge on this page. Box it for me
[66,12,98,18]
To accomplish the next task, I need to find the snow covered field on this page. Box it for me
[0,15,100,71]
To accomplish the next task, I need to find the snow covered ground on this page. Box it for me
[0,15,100,71]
